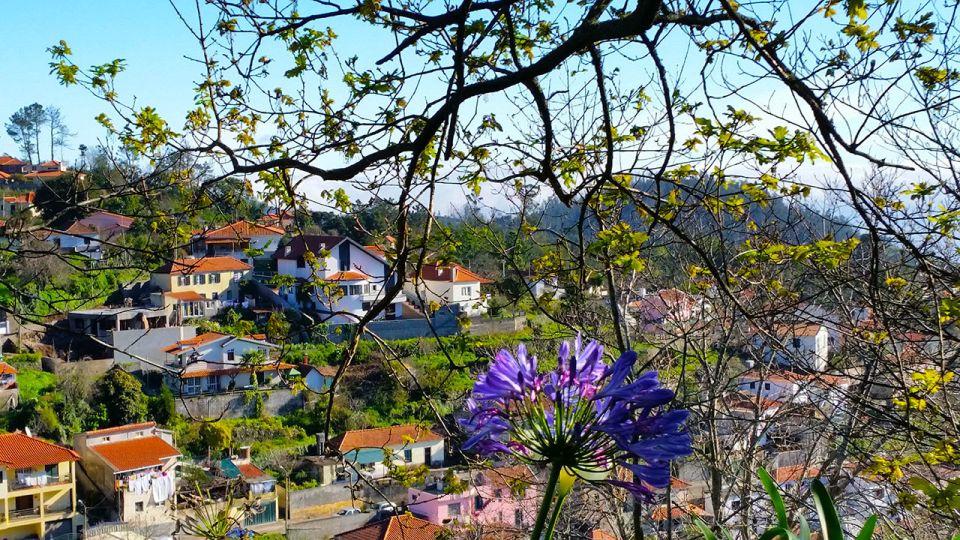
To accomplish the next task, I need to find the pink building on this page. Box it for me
[407,465,540,527]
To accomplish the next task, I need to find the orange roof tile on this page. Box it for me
[84,422,157,437]
[651,502,707,521]
[91,436,180,472]
[418,263,493,284]
[0,172,10,180]
[162,332,229,354]
[2,192,34,204]
[235,461,270,480]
[62,221,98,235]
[364,245,386,257]
[201,220,285,240]
[154,256,252,275]
[333,424,444,453]
[326,270,370,281]
[0,361,17,375]
[23,170,73,179]
[0,156,25,166]
[165,291,207,302]
[774,464,821,483]
[0,432,79,468]
[335,515,443,540]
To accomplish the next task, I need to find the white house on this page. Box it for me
[192,220,285,263]
[405,263,493,317]
[160,332,291,395]
[524,273,565,300]
[47,222,103,260]
[330,425,445,482]
[74,422,181,528]
[735,370,852,408]
[274,235,402,323]
[301,364,337,393]
[0,192,37,218]
[751,323,831,371]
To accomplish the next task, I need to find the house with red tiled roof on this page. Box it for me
[77,210,135,238]
[74,422,180,527]
[404,262,495,317]
[627,288,711,338]
[334,514,444,540]
[274,234,403,322]
[0,156,29,175]
[159,331,287,397]
[192,220,285,264]
[0,192,37,218]
[0,432,82,539]
[330,424,445,482]
[258,209,296,230]
[735,369,852,412]
[46,221,104,260]
[149,256,253,321]
[408,465,540,527]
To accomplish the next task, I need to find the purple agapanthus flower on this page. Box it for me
[461,336,691,501]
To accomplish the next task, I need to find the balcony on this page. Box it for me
[12,474,72,491]
[8,506,40,520]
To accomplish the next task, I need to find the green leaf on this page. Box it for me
[854,515,877,540]
[798,515,811,540]
[692,517,717,540]
[757,527,792,540]
[811,480,845,540]
[758,467,789,527]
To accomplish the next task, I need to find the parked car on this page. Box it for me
[337,507,361,516]
[375,502,398,515]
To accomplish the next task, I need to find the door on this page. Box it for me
[424,447,432,466]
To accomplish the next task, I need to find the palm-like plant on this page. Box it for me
[694,468,877,540]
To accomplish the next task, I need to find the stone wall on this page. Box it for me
[174,388,307,419]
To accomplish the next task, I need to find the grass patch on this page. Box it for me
[16,369,58,401]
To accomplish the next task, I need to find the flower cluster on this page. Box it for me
[461,337,691,500]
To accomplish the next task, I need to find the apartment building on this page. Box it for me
[0,432,81,540]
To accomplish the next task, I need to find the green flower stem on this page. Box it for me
[545,488,571,540]
[530,465,562,540]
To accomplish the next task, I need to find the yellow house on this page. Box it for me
[150,256,253,320]
[0,432,81,540]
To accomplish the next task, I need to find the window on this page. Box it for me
[184,378,201,395]
[749,382,756,389]
[193,274,206,285]
[206,374,219,392]
[764,383,771,390]
[45,464,57,478]
[363,284,370,294]
[226,350,236,362]
[447,503,461,517]
[348,285,363,295]
[212,292,219,300]
[210,273,221,284]
[494,489,503,498]
[403,449,413,462]
[297,257,305,268]
[177,275,190,286]
[362,302,372,311]
[135,502,144,512]
[461,286,472,297]
[791,337,801,348]
[514,509,523,527]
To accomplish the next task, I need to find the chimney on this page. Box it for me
[316,433,326,456]
[303,354,310,365]
[238,446,252,461]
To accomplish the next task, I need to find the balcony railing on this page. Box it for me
[8,506,41,519]
[12,474,71,490]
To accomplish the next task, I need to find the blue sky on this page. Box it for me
[0,1,199,162]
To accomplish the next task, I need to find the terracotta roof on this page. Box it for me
[651,502,707,521]
[418,263,493,284]
[333,424,444,453]
[0,156,25,166]
[38,161,61,167]
[153,256,252,275]
[274,235,346,260]
[235,461,271,481]
[772,323,824,337]
[2,192,34,204]
[312,365,339,378]
[83,422,157,437]
[326,270,370,281]
[90,436,181,473]
[723,391,783,411]
[62,221,98,235]
[774,464,821,483]
[0,361,17,375]
[162,332,229,354]
[201,220,284,240]
[0,172,10,180]
[0,432,80,468]
[335,515,443,540]
[365,245,386,257]
[481,465,535,489]
[23,170,74,179]
[165,291,207,302]
[180,362,296,378]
